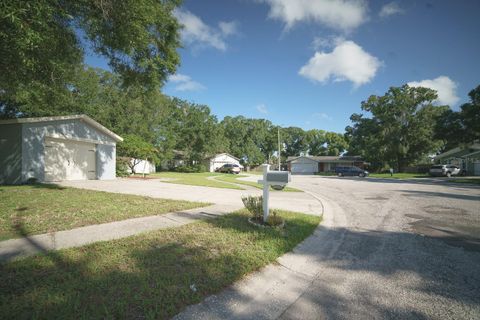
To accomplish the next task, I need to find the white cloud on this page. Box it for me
[256,103,268,114]
[174,9,237,51]
[407,76,460,105]
[259,0,368,32]
[379,2,404,18]
[313,112,332,121]
[299,40,381,87]
[168,73,206,92]
[219,21,239,36]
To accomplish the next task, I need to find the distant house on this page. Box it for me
[286,155,367,174]
[0,115,123,184]
[127,158,156,175]
[160,150,187,170]
[204,153,243,172]
[434,143,480,176]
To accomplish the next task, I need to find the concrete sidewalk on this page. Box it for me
[173,191,335,320]
[0,203,240,263]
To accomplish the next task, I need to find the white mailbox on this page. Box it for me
[257,164,291,222]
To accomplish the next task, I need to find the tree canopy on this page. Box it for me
[435,85,480,150]
[0,0,181,115]
[345,85,447,171]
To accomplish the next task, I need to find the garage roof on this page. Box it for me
[0,114,123,142]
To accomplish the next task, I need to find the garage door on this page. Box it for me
[291,162,317,174]
[474,161,480,176]
[44,138,96,181]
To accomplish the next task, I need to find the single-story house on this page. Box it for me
[287,155,367,174]
[0,115,123,184]
[204,153,243,172]
[159,150,187,170]
[434,143,480,176]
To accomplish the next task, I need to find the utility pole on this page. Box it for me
[278,127,281,171]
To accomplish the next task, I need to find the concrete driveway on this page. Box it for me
[60,178,323,216]
[175,175,480,319]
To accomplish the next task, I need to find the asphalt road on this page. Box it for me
[281,176,480,319]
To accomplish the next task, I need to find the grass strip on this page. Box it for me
[0,185,207,241]
[216,174,302,192]
[0,210,320,319]
[150,172,244,190]
[368,173,430,179]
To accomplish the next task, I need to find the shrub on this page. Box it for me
[174,164,207,173]
[241,195,263,219]
[266,214,284,227]
[116,157,130,177]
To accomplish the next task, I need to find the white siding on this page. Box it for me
[127,158,156,174]
[207,154,241,172]
[21,119,117,182]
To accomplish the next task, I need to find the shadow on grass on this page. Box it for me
[2,212,479,319]
[28,183,67,190]
[0,212,317,319]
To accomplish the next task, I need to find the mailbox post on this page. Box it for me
[257,164,291,222]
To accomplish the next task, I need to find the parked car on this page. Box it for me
[216,163,241,174]
[429,164,461,177]
[335,166,369,177]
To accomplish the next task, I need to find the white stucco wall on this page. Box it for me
[127,158,156,174]
[21,119,118,182]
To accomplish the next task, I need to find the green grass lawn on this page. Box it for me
[0,210,320,319]
[215,174,302,192]
[447,178,480,185]
[368,173,430,179]
[149,172,302,192]
[0,185,207,241]
[149,172,244,190]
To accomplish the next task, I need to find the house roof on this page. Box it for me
[286,155,364,163]
[205,152,240,161]
[435,143,480,159]
[0,114,123,142]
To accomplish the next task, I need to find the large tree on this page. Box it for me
[282,127,308,157]
[435,85,480,150]
[0,0,181,116]
[221,116,270,166]
[164,98,227,164]
[346,85,447,171]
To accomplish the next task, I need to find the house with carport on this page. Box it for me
[287,155,367,174]
[434,142,480,176]
[204,153,243,172]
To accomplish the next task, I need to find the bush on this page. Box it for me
[266,214,284,227]
[241,195,263,219]
[174,164,207,173]
[116,157,130,177]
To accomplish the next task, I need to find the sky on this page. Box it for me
[86,0,480,133]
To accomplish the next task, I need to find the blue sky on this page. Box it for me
[86,0,480,133]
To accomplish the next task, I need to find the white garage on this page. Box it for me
[205,153,243,172]
[0,115,123,184]
[44,138,97,181]
[289,156,319,174]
